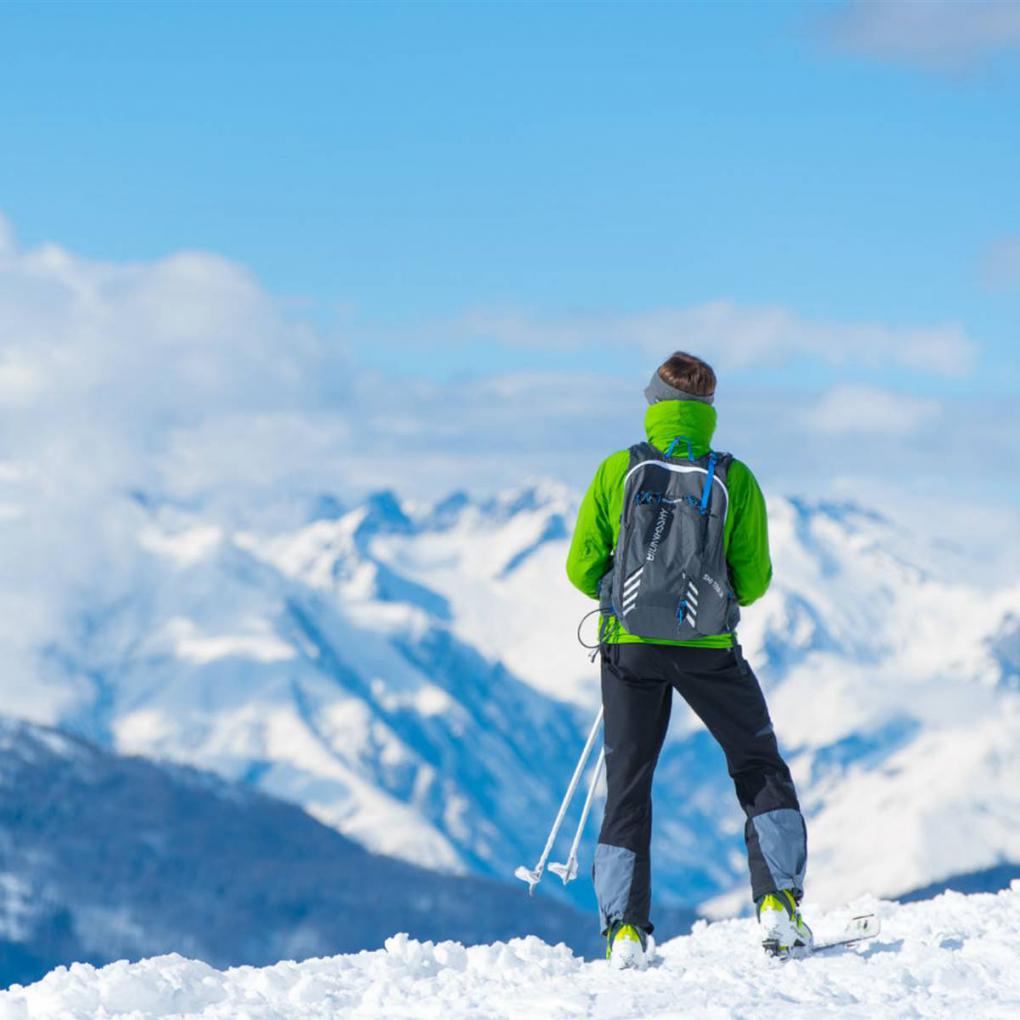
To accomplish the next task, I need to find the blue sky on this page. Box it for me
[1,1,1019,528]
[2,1,1017,387]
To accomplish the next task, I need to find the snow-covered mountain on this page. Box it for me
[8,482,1020,917]
[0,716,622,988]
[5,886,1020,1019]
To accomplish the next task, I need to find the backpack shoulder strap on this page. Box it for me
[627,441,661,464]
[711,450,734,472]
[702,451,734,522]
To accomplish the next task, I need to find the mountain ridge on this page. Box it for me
[4,481,1019,919]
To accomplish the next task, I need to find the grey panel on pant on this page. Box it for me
[594,842,636,928]
[751,808,807,892]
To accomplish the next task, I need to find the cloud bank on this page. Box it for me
[1,213,1017,704]
[0,212,1008,516]
[435,303,975,378]
[804,384,942,436]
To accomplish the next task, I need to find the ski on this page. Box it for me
[765,913,880,959]
[810,913,881,954]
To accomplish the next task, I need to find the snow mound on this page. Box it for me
[4,887,1020,1019]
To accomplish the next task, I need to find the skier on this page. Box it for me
[565,351,811,969]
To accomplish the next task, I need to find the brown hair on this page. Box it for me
[657,351,716,397]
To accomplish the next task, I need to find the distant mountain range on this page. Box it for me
[3,717,686,988]
[4,480,1019,946]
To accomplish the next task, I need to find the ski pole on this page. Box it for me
[548,744,605,885]
[514,705,603,895]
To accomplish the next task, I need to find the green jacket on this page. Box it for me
[565,399,772,648]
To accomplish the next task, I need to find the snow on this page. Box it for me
[162,616,296,664]
[370,484,596,707]
[4,888,1020,1019]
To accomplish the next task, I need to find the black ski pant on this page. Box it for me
[593,641,806,935]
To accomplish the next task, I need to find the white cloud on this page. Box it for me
[823,0,1020,71]
[0,350,43,405]
[0,215,1000,521]
[418,301,975,378]
[0,220,350,500]
[804,384,942,436]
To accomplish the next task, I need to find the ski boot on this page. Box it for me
[606,921,654,970]
[757,889,813,957]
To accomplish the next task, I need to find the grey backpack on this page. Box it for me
[600,440,739,640]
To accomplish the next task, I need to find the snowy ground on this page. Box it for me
[3,887,1019,1019]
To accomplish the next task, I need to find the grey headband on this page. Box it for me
[644,371,715,406]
